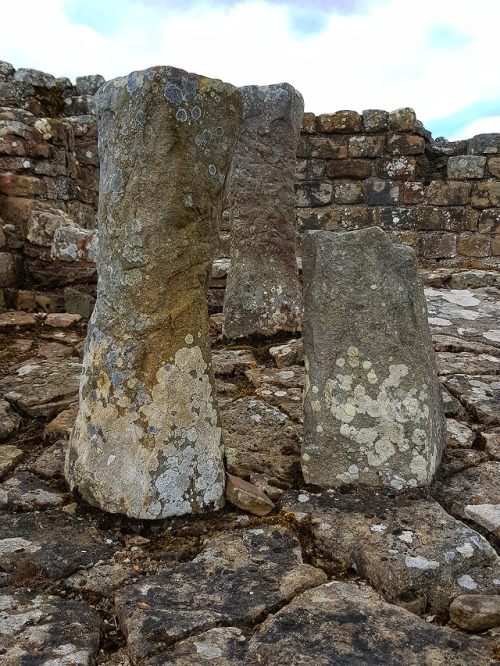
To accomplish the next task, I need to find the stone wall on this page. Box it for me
[1,61,500,314]
[295,109,500,268]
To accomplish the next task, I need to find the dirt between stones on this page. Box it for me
[0,270,499,664]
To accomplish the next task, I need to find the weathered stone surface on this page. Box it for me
[0,397,20,440]
[389,107,416,132]
[243,582,496,665]
[269,338,304,368]
[437,461,500,538]
[448,155,486,179]
[0,357,81,417]
[115,526,326,664]
[0,445,23,480]
[43,402,78,441]
[482,429,500,461]
[64,286,96,318]
[451,270,500,289]
[470,134,500,155]
[221,397,302,485]
[436,351,500,376]
[225,473,275,516]
[0,471,68,512]
[445,418,476,448]
[28,441,66,478]
[426,286,500,350]
[65,562,134,596]
[317,110,361,133]
[301,228,444,489]
[283,490,500,616]
[66,66,243,519]
[0,588,101,665]
[211,348,257,377]
[223,84,303,339]
[450,594,500,631]
[443,375,500,426]
[0,511,115,583]
[426,181,471,206]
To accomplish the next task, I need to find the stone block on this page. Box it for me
[338,205,376,230]
[470,134,500,155]
[51,226,97,263]
[363,178,400,205]
[448,156,486,179]
[63,95,95,116]
[0,61,14,80]
[0,173,42,197]
[301,112,316,134]
[402,181,424,204]
[325,159,372,180]
[224,83,303,339]
[348,135,385,158]
[385,229,419,248]
[389,107,416,132]
[375,207,416,230]
[75,75,105,95]
[64,287,96,319]
[487,157,500,178]
[295,158,326,181]
[425,181,471,206]
[301,227,443,489]
[415,206,478,232]
[17,290,59,312]
[477,208,500,233]
[13,68,56,88]
[334,181,364,204]
[26,208,73,246]
[296,208,340,232]
[317,111,362,134]
[66,66,243,519]
[376,156,421,180]
[295,182,333,207]
[491,236,500,256]
[0,252,21,287]
[296,135,347,159]
[362,109,389,133]
[386,134,425,156]
[471,181,500,208]
[457,234,491,257]
[419,233,457,259]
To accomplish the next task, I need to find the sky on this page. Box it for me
[2,0,499,141]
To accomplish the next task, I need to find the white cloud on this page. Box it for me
[451,116,500,142]
[1,0,500,139]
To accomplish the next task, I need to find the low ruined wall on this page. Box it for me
[295,109,500,268]
[1,62,500,315]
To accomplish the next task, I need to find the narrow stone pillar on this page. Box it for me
[65,67,243,519]
[222,84,303,339]
[301,227,444,490]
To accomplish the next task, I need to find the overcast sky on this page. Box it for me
[2,0,499,140]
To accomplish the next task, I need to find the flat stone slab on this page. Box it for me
[148,582,495,665]
[426,286,500,349]
[443,375,500,425]
[436,461,500,538]
[245,582,496,665]
[211,348,257,377]
[0,511,115,584]
[221,398,302,485]
[282,490,500,616]
[0,357,81,417]
[0,471,68,512]
[0,588,101,665]
[0,444,23,480]
[0,311,37,329]
[28,441,66,478]
[436,351,500,376]
[115,525,326,664]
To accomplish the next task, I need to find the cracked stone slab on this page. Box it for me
[0,511,115,584]
[433,334,500,355]
[0,444,23,480]
[269,338,304,369]
[436,351,500,376]
[444,375,500,425]
[211,348,257,377]
[436,461,500,538]
[65,562,134,597]
[0,398,21,441]
[282,490,500,616]
[115,525,326,664]
[0,587,101,665]
[426,286,500,349]
[221,397,302,485]
[0,471,68,512]
[28,441,66,478]
[245,365,305,390]
[445,418,476,448]
[0,357,82,418]
[243,582,497,666]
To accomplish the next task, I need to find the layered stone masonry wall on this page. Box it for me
[1,61,500,314]
[296,109,500,268]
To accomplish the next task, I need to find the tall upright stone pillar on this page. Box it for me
[301,227,444,490]
[65,67,243,519]
[223,84,303,339]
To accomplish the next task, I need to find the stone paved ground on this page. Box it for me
[0,270,500,664]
